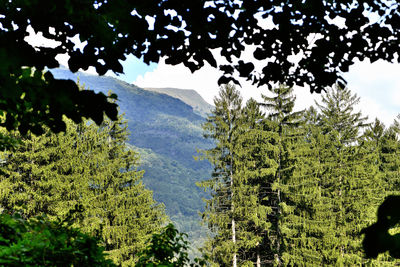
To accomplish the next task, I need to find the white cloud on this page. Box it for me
[24,23,400,127]
[134,58,272,106]
[135,59,221,104]
[358,96,395,125]
[344,60,400,126]
[133,56,321,112]
[135,53,400,127]
[24,26,98,75]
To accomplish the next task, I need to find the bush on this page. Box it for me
[136,223,207,267]
[0,212,115,266]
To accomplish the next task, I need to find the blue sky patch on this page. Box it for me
[109,54,157,83]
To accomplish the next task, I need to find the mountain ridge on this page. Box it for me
[50,68,212,241]
[142,87,213,117]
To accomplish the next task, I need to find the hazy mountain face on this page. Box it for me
[51,68,212,220]
[143,87,213,118]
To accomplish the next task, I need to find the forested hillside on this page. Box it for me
[3,0,400,265]
[143,87,213,118]
[51,68,212,239]
[48,68,400,265]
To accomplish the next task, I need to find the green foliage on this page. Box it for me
[51,69,212,258]
[197,84,244,266]
[313,86,381,265]
[0,212,115,267]
[199,84,400,265]
[136,223,206,267]
[361,118,400,261]
[0,64,118,138]
[316,84,369,145]
[375,118,400,194]
[0,101,166,266]
[363,195,400,259]
[2,0,398,145]
[276,85,390,265]
[233,98,280,265]
[260,84,306,265]
[199,85,280,266]
[0,132,21,151]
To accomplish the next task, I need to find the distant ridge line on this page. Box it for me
[143,87,213,118]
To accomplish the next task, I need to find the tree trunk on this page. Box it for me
[232,217,237,267]
[275,134,282,266]
[256,245,261,267]
[231,166,237,267]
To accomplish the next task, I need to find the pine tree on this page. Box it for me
[0,111,166,266]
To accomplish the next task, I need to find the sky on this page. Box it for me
[24,24,400,127]
[127,56,400,127]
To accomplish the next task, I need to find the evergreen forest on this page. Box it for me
[50,67,213,248]
[1,79,400,266]
[198,84,400,266]
[2,0,400,265]
[0,87,167,266]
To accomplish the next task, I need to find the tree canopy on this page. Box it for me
[0,108,166,266]
[2,0,399,134]
[3,2,400,258]
[199,84,400,265]
[0,212,115,266]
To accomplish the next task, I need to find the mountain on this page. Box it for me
[51,68,212,240]
[143,87,213,117]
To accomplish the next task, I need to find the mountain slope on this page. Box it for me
[143,87,213,117]
[51,68,212,223]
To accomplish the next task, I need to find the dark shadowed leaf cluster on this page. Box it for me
[363,195,400,259]
[1,0,399,138]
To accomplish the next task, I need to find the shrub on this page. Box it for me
[0,212,115,266]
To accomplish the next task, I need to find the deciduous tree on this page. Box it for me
[2,0,400,137]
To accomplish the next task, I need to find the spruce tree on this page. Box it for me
[260,84,305,265]
[199,87,282,266]
[361,118,400,264]
[380,118,400,194]
[0,110,165,266]
[198,84,243,266]
[314,85,387,265]
[275,106,331,265]
[315,84,368,145]
[234,98,279,266]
